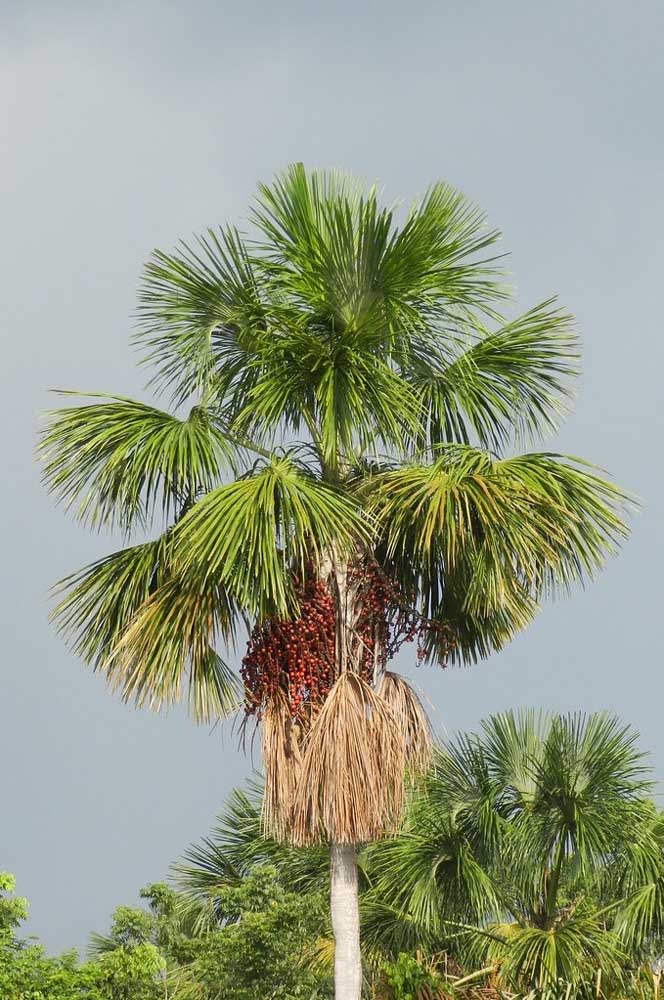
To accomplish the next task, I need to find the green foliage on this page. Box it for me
[365,711,662,994]
[38,394,237,532]
[0,872,104,999]
[369,449,628,664]
[51,537,240,722]
[4,704,664,1000]
[0,872,29,934]
[169,715,664,998]
[87,868,330,1000]
[378,952,451,1000]
[185,867,332,1000]
[95,944,164,1000]
[172,781,330,926]
[173,456,367,617]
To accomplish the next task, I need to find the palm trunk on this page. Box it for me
[330,841,362,1000]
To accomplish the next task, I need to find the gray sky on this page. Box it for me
[2,0,663,954]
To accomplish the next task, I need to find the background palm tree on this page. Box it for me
[40,164,630,999]
[366,711,664,998]
[172,712,664,999]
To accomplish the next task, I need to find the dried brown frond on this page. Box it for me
[291,672,406,846]
[261,692,303,840]
[377,671,432,772]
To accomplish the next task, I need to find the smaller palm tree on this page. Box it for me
[366,711,664,998]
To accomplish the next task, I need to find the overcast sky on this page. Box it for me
[2,0,663,954]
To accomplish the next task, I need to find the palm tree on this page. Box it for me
[366,711,664,997]
[39,164,630,999]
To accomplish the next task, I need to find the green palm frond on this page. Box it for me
[252,165,506,356]
[109,571,238,721]
[186,646,241,724]
[472,712,652,921]
[381,179,507,319]
[39,394,236,531]
[233,330,422,468]
[253,165,506,322]
[612,809,664,953]
[87,931,119,957]
[173,786,258,897]
[411,300,579,451]
[172,782,328,931]
[136,226,267,404]
[517,714,652,877]
[370,447,630,626]
[359,895,439,959]
[51,537,168,667]
[479,710,551,812]
[415,553,539,665]
[173,456,369,617]
[428,587,538,665]
[487,910,625,991]
[252,164,391,329]
[52,536,240,722]
[367,766,502,940]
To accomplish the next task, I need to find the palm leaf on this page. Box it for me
[53,538,239,722]
[380,179,507,320]
[234,330,422,469]
[136,226,267,405]
[411,300,579,450]
[173,457,368,618]
[369,447,631,627]
[172,782,329,931]
[39,394,235,531]
[51,537,168,667]
[109,570,238,721]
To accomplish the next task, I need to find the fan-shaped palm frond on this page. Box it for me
[232,330,423,470]
[107,571,238,720]
[51,537,169,667]
[411,300,579,451]
[172,782,329,931]
[524,713,651,871]
[612,809,664,955]
[136,226,267,405]
[39,394,236,531]
[173,456,369,617]
[424,580,538,665]
[379,179,507,318]
[370,448,630,631]
[366,736,506,942]
[52,536,239,722]
[485,910,625,992]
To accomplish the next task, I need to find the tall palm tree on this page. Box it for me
[366,711,664,997]
[39,165,630,1000]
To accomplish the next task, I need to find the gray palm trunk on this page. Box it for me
[330,842,362,1000]
[329,554,363,999]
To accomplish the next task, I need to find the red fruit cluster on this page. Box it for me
[241,578,336,718]
[350,562,399,682]
[351,562,456,676]
[242,563,457,720]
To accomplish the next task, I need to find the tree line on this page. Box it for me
[4,710,664,999]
